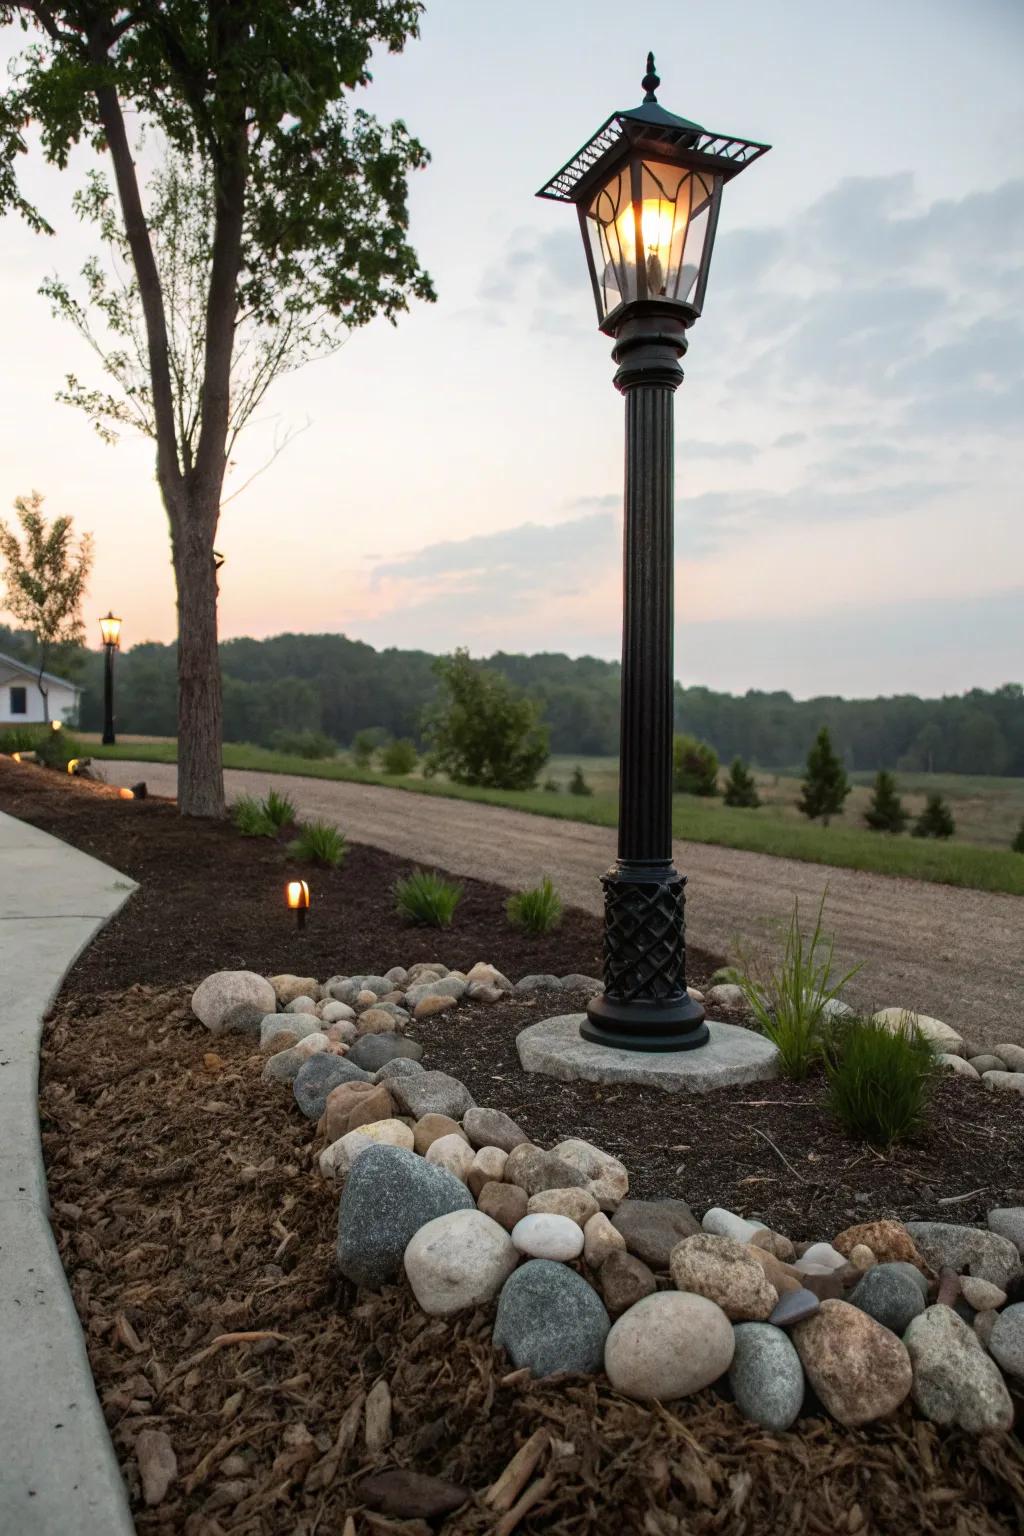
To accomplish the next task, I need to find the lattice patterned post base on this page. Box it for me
[582,861,708,1051]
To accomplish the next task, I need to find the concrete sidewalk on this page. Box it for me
[0,811,137,1536]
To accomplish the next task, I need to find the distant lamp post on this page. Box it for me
[286,879,311,931]
[537,55,769,1052]
[99,612,122,746]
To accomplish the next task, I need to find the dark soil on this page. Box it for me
[41,985,1024,1536]
[11,757,1024,1532]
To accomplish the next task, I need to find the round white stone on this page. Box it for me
[701,1207,768,1244]
[404,1209,519,1317]
[425,1133,476,1184]
[511,1212,585,1261]
[604,1291,734,1401]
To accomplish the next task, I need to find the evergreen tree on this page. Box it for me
[723,756,761,808]
[673,734,720,796]
[864,770,909,833]
[912,793,955,840]
[569,765,593,796]
[797,727,851,826]
[1012,819,1024,854]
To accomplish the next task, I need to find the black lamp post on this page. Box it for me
[537,55,769,1053]
[99,612,122,746]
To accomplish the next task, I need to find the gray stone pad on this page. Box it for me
[517,1013,779,1094]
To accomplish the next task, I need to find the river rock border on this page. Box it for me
[191,964,1024,1435]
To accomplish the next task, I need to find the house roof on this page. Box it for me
[0,649,83,693]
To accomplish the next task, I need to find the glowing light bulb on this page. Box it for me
[616,198,682,295]
[286,879,311,930]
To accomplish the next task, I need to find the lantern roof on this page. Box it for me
[537,54,770,204]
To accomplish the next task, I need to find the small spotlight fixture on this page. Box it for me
[119,786,135,800]
[11,751,21,763]
[67,758,81,775]
[51,720,62,732]
[286,879,311,931]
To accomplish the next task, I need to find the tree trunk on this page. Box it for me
[169,488,224,817]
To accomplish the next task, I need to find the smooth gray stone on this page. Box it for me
[493,1260,610,1377]
[886,1261,932,1300]
[989,1303,1024,1380]
[405,976,467,1006]
[559,974,603,994]
[517,1014,779,1094]
[391,1070,476,1120]
[515,974,564,994]
[347,1033,424,1072]
[293,1053,370,1119]
[769,1288,820,1329]
[335,1145,473,1288]
[610,1199,700,1268]
[906,1222,1023,1290]
[462,1106,530,1153]
[373,1057,426,1085]
[729,1323,805,1430]
[905,1305,1014,1432]
[987,1207,1024,1256]
[849,1264,926,1335]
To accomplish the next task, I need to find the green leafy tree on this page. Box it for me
[380,737,418,775]
[723,756,760,808]
[864,770,909,833]
[672,733,719,796]
[0,2,434,816]
[0,492,93,722]
[424,648,549,790]
[798,727,851,826]
[912,793,955,840]
[351,728,385,770]
[1012,819,1024,854]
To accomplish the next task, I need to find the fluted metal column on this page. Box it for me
[582,303,708,1052]
[102,643,116,746]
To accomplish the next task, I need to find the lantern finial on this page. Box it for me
[641,52,659,103]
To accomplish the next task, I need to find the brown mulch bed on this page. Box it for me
[9,758,1024,1531]
[42,986,1024,1536]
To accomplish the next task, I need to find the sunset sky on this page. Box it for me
[1,0,1021,697]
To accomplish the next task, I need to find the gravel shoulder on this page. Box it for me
[108,761,1024,1049]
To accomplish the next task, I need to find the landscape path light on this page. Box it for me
[286,879,311,932]
[537,54,769,1052]
[99,612,122,747]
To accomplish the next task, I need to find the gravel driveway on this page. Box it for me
[108,761,1023,1049]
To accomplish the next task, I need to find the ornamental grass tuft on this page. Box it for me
[288,819,347,868]
[824,1014,937,1145]
[261,787,297,829]
[231,793,275,837]
[506,877,562,935]
[394,868,463,927]
[736,894,861,1080]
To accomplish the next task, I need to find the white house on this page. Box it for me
[0,650,82,726]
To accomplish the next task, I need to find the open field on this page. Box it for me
[79,737,1024,894]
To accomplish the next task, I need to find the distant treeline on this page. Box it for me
[3,625,1021,776]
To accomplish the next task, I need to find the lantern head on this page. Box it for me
[99,612,122,648]
[286,879,311,930]
[537,54,769,333]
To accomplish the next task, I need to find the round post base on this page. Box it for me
[581,992,708,1053]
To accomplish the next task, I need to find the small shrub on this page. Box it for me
[351,728,386,769]
[506,877,562,935]
[262,788,297,829]
[269,728,336,759]
[289,819,347,867]
[569,765,593,796]
[736,895,861,1080]
[1013,819,1024,854]
[542,776,560,793]
[825,1015,937,1145]
[381,737,418,776]
[0,723,77,767]
[673,734,719,796]
[395,869,463,927]
[723,756,760,808]
[913,793,955,839]
[231,794,275,837]
[708,964,743,987]
[864,769,909,833]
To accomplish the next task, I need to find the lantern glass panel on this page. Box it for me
[585,159,718,321]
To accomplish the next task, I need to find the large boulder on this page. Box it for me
[848,1264,926,1335]
[612,1199,701,1268]
[989,1303,1024,1383]
[504,1145,589,1198]
[871,1008,964,1055]
[493,1261,610,1377]
[604,1292,734,1402]
[904,1305,1014,1432]
[549,1138,628,1211]
[335,1144,474,1288]
[832,1220,927,1270]
[347,1034,424,1073]
[191,970,275,1033]
[669,1234,778,1322]
[403,1209,519,1317]
[390,1071,476,1121]
[462,1106,530,1153]
[792,1300,912,1427]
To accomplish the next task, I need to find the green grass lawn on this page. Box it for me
[81,737,1024,896]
